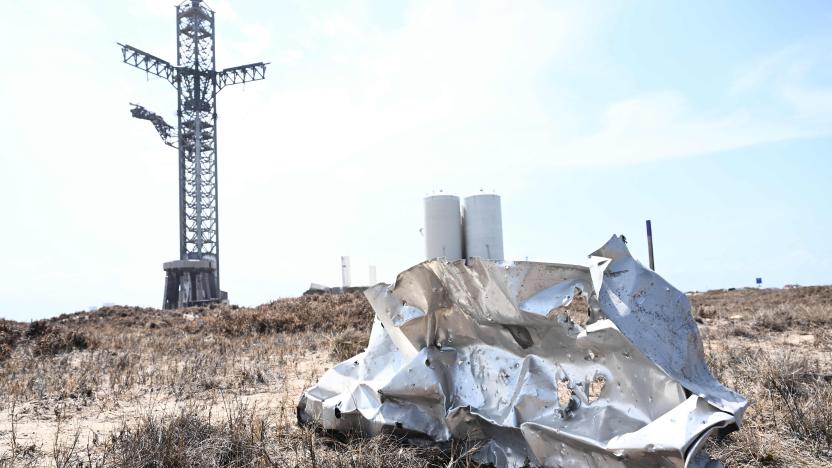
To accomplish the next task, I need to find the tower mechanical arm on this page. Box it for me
[118,43,177,85]
[129,104,177,148]
[217,62,269,89]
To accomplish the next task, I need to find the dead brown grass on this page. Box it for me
[691,285,832,324]
[0,292,372,402]
[696,287,832,466]
[0,286,829,467]
[42,292,375,338]
[328,329,369,363]
[0,320,22,362]
[102,401,467,468]
[705,348,832,466]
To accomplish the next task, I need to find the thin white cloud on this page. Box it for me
[730,38,832,121]
[219,3,832,184]
[550,91,825,168]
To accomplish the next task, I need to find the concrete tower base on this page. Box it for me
[162,259,227,309]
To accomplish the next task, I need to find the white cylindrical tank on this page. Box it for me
[341,256,351,288]
[424,195,463,260]
[463,194,504,261]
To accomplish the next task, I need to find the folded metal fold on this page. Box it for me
[299,235,747,467]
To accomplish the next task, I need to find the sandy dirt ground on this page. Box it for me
[0,348,333,458]
[0,287,829,466]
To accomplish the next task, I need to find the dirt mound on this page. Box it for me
[0,319,93,361]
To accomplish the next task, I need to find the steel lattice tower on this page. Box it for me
[119,0,267,309]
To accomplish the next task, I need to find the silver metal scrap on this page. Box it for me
[298,236,747,467]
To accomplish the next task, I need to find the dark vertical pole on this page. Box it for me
[176,5,186,261]
[646,220,655,271]
[192,5,204,257]
[211,9,220,294]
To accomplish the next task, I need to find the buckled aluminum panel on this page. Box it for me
[299,236,747,467]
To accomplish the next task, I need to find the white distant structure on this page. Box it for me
[308,283,329,292]
[424,194,464,261]
[424,192,504,261]
[369,265,377,285]
[464,194,504,261]
[341,256,351,288]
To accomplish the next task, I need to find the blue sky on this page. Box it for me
[1,1,830,321]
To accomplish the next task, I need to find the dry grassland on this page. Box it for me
[0,287,830,467]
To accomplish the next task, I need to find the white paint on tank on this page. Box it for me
[463,194,504,261]
[424,195,463,260]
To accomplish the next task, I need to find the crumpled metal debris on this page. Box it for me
[298,236,747,467]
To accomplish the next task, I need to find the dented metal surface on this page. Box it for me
[298,236,747,467]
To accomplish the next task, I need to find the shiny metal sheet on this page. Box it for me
[298,235,747,467]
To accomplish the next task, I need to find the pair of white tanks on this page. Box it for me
[424,194,504,261]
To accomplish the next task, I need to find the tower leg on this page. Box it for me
[163,269,180,309]
[162,259,224,309]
